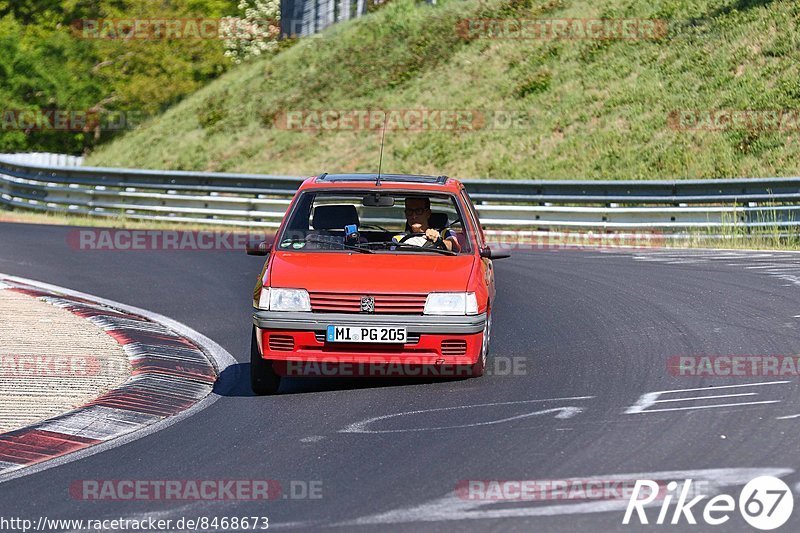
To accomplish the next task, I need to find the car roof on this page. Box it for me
[300,173,463,193]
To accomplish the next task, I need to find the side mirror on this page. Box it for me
[480,246,510,260]
[246,241,271,256]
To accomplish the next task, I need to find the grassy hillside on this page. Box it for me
[86,0,800,180]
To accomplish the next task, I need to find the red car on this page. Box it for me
[247,173,509,394]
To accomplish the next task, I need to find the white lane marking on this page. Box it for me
[632,256,680,261]
[776,413,800,420]
[720,254,781,259]
[343,407,584,434]
[631,400,780,414]
[647,247,800,256]
[337,468,793,525]
[631,251,800,303]
[91,503,323,533]
[340,396,594,434]
[0,273,238,485]
[639,381,789,395]
[625,381,789,414]
[300,436,325,443]
[651,392,757,403]
[68,502,207,533]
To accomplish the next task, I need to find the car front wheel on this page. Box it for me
[470,310,491,377]
[250,326,281,395]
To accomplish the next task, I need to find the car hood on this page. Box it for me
[268,252,475,293]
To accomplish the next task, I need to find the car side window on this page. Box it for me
[285,193,313,233]
[460,190,485,249]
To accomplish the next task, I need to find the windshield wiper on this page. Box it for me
[372,241,457,256]
[279,236,374,254]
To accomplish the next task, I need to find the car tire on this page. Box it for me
[470,310,491,378]
[250,326,281,395]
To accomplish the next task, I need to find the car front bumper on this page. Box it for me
[252,310,486,334]
[252,310,487,369]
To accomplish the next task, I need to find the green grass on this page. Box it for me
[683,201,800,249]
[86,0,800,180]
[677,233,800,251]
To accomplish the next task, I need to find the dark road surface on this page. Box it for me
[1,221,799,532]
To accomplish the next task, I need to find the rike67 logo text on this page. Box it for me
[624,476,793,530]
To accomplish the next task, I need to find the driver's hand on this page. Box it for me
[425,229,440,241]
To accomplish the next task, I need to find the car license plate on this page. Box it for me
[326,325,406,343]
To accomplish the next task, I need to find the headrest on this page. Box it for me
[429,212,448,229]
[312,204,359,230]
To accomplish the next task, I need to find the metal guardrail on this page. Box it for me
[0,152,84,167]
[1,155,799,231]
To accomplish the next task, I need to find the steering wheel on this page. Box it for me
[399,232,448,250]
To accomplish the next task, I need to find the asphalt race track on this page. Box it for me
[2,221,800,532]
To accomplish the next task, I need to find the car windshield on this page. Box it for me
[276,191,473,254]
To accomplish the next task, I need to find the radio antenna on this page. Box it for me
[376,111,387,186]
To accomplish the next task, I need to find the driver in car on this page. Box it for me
[393,197,461,251]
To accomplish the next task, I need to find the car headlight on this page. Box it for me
[256,287,270,310]
[268,288,311,312]
[424,292,479,316]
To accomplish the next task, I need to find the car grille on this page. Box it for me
[314,332,421,344]
[309,292,427,314]
[268,334,295,352]
[441,339,467,356]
